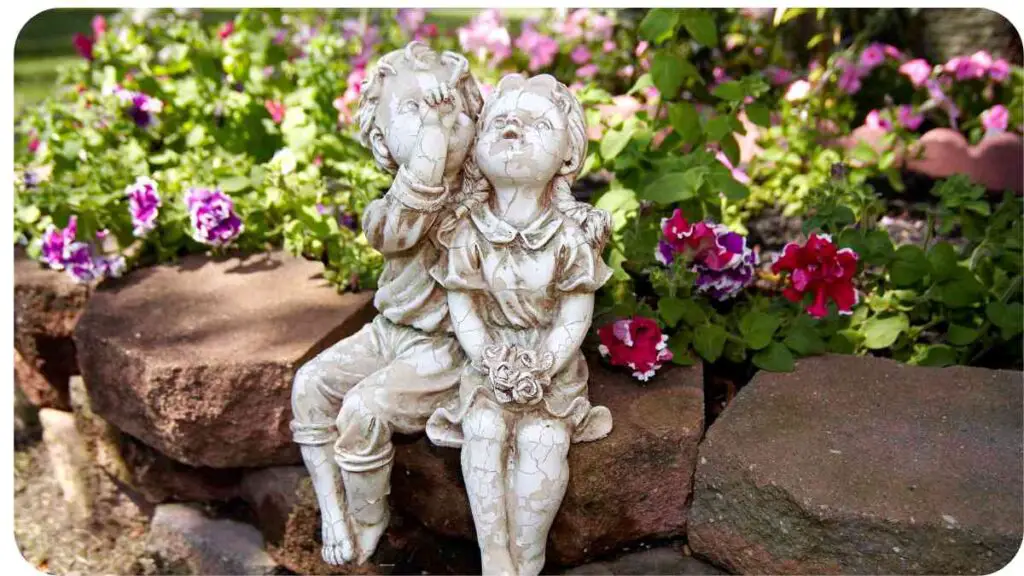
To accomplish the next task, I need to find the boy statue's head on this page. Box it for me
[357,41,483,179]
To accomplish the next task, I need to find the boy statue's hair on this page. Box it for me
[356,41,484,174]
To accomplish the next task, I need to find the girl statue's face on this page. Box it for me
[474,87,570,186]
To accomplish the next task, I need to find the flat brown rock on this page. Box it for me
[73,251,376,468]
[688,354,1023,575]
[15,247,91,409]
[391,355,705,567]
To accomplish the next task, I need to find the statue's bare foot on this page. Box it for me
[354,508,390,565]
[321,516,355,565]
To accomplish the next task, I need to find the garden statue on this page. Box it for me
[425,73,615,575]
[291,40,614,575]
[289,41,482,565]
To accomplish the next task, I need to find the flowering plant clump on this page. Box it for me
[597,317,673,381]
[39,216,126,283]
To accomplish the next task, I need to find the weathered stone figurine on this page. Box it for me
[289,41,482,565]
[426,73,615,575]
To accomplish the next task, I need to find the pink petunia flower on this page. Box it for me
[989,58,1011,82]
[577,63,599,78]
[570,45,592,65]
[784,79,811,102]
[899,58,932,87]
[897,105,924,131]
[981,105,1009,132]
[859,43,886,70]
[864,109,893,132]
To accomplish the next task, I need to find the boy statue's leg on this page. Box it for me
[290,320,387,565]
[334,320,464,564]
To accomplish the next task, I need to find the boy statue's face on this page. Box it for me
[374,61,476,178]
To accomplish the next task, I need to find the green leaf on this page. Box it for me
[963,200,991,216]
[18,205,41,225]
[783,328,827,356]
[667,332,696,366]
[705,116,732,142]
[600,126,636,160]
[693,324,727,363]
[680,10,718,46]
[638,8,680,43]
[658,297,688,327]
[651,51,688,98]
[938,276,985,308]
[186,125,206,148]
[745,103,771,127]
[986,302,1024,336]
[753,342,795,372]
[947,324,981,346]
[711,81,745,101]
[829,329,863,354]
[911,344,957,367]
[218,176,251,193]
[861,314,910,350]
[889,245,931,287]
[927,242,959,282]
[678,300,708,326]
[594,186,639,232]
[667,101,702,145]
[739,311,781,350]
[720,133,741,167]
[643,168,707,205]
[627,73,655,95]
[710,172,750,201]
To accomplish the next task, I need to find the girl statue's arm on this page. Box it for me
[541,293,594,377]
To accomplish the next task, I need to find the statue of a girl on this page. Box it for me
[426,73,614,576]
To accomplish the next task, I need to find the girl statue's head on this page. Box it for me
[472,74,587,190]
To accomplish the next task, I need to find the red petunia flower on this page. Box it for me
[219,21,235,40]
[771,233,860,318]
[73,33,94,61]
[265,99,285,124]
[597,316,673,382]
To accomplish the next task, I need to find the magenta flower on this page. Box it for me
[835,62,860,93]
[571,45,592,65]
[765,66,794,86]
[944,56,984,81]
[899,58,932,87]
[185,188,244,246]
[587,13,615,41]
[617,64,635,78]
[94,255,126,279]
[884,44,903,60]
[859,43,886,70]
[458,9,512,65]
[218,20,234,40]
[514,20,558,71]
[91,15,107,38]
[969,51,993,72]
[125,176,161,237]
[981,105,1009,132]
[990,59,1011,82]
[577,64,599,79]
[40,216,79,270]
[897,105,924,131]
[864,109,893,132]
[654,209,755,300]
[73,33,94,61]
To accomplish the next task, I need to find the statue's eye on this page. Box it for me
[535,119,553,131]
[492,116,507,129]
[400,99,419,113]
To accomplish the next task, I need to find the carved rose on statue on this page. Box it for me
[475,344,554,406]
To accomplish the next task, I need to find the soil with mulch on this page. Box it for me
[13,428,171,575]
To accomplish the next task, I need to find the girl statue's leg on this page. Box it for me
[462,396,517,576]
[509,413,572,576]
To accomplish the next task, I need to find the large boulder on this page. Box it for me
[14,248,91,409]
[146,503,280,575]
[73,251,376,468]
[391,355,705,567]
[688,354,1023,575]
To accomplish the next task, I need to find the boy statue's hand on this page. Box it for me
[421,82,460,131]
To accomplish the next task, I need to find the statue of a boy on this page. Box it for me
[289,41,482,565]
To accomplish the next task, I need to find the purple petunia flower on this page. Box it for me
[125,176,161,237]
[107,86,163,128]
[693,234,757,301]
[185,187,244,246]
[339,212,358,231]
[40,216,79,270]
